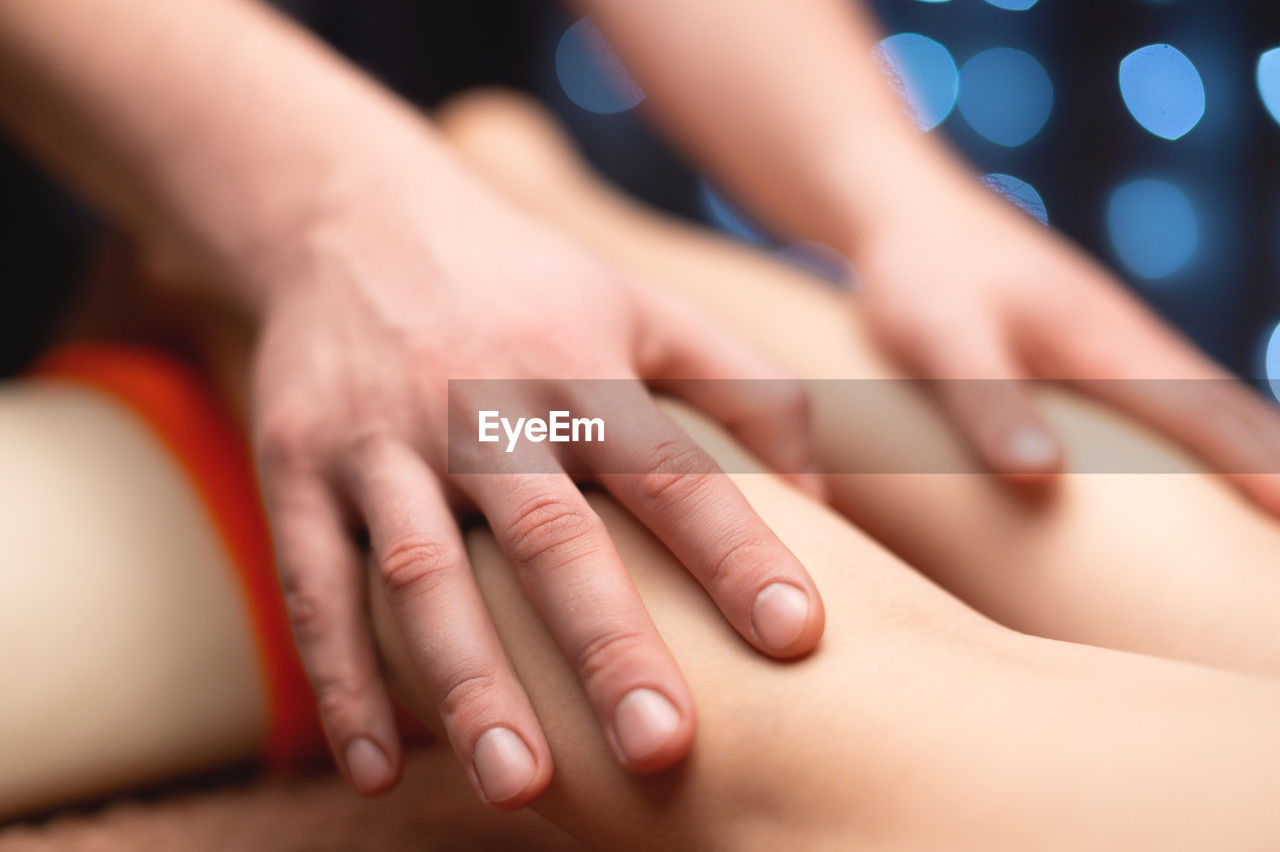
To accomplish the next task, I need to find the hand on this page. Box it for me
[852,163,1280,512]
[247,155,825,809]
[0,0,824,809]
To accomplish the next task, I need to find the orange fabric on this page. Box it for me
[32,343,326,771]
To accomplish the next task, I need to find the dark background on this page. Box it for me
[4,0,1280,392]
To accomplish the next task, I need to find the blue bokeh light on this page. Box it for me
[1256,48,1280,126]
[874,33,959,131]
[697,180,769,245]
[958,48,1053,146]
[981,173,1048,225]
[1118,44,1205,140]
[1263,322,1280,402]
[983,0,1039,10]
[1106,179,1199,280]
[555,18,645,115]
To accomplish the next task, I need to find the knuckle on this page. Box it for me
[257,409,322,473]
[745,380,811,438]
[281,580,333,645]
[573,626,650,687]
[313,678,372,732]
[778,381,811,426]
[505,494,599,567]
[334,423,399,468]
[438,669,502,726]
[879,307,953,366]
[634,438,715,506]
[379,534,456,598]
[708,531,770,591]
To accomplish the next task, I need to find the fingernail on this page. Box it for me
[1007,426,1058,469]
[613,688,681,766]
[344,737,393,793]
[473,727,537,803]
[751,582,810,652]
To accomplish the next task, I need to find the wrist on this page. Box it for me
[204,116,514,322]
[829,128,980,260]
[139,101,448,315]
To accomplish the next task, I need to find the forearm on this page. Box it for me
[0,0,470,308]
[576,0,973,252]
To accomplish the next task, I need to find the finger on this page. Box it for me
[341,441,551,809]
[1044,299,1280,515]
[463,469,696,773]
[909,321,1063,481]
[261,471,400,795]
[580,390,824,659]
[634,287,826,500]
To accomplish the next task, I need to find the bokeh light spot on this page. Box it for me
[1256,48,1280,126]
[1263,322,1280,402]
[874,33,959,131]
[698,180,769,245]
[555,18,644,115]
[958,48,1053,146]
[1106,179,1199,280]
[981,173,1048,224]
[1118,44,1205,140]
[983,0,1039,10]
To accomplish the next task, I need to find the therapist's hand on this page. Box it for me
[0,0,819,813]
[248,162,825,809]
[853,165,1280,513]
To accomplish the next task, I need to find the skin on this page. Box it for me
[3,0,1279,815]
[5,101,1280,845]
[0,382,265,818]
[0,0,827,806]
[9,376,1280,846]
[437,90,1280,680]
[378,408,1280,850]
[579,0,1280,507]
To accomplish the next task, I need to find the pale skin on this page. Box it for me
[6,98,1280,848]
[383,445,1280,851]
[3,0,1280,815]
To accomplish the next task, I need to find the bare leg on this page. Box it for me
[376,403,1280,850]
[0,380,264,816]
[4,300,1280,849]
[437,90,1280,679]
